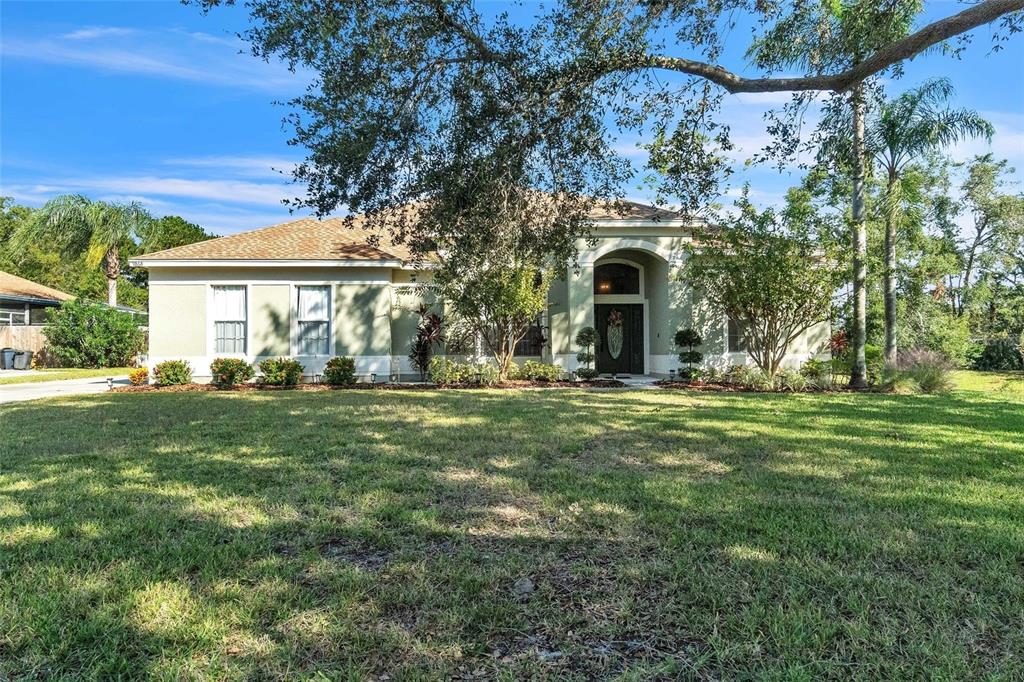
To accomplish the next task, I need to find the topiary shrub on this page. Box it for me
[210,358,255,386]
[43,300,145,368]
[153,360,192,386]
[574,326,598,375]
[259,357,304,386]
[575,367,599,380]
[674,328,704,378]
[128,367,149,386]
[323,356,357,385]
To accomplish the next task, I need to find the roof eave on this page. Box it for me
[129,258,418,269]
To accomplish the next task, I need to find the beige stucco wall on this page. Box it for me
[251,284,290,356]
[335,283,392,356]
[148,283,206,357]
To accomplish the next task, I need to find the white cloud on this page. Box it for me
[62,26,138,41]
[1,30,306,94]
[5,175,296,208]
[162,155,300,178]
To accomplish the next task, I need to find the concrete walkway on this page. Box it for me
[0,375,130,405]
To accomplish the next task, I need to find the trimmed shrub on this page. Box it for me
[128,367,149,386]
[43,300,145,368]
[427,357,500,385]
[210,358,255,386]
[674,329,703,361]
[575,367,599,380]
[512,360,563,382]
[574,327,598,374]
[323,356,357,385]
[678,367,704,382]
[153,360,192,386]
[428,356,465,384]
[259,357,304,386]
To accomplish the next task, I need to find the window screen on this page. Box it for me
[212,286,246,353]
[297,286,330,356]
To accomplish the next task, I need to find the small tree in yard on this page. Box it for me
[686,196,841,378]
[674,329,703,379]
[44,299,145,368]
[574,327,598,379]
[435,264,551,381]
[408,304,444,381]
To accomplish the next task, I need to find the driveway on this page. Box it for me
[0,375,130,404]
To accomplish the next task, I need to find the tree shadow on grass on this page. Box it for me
[1,388,1022,678]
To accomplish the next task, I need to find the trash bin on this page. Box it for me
[0,348,14,369]
[12,350,33,370]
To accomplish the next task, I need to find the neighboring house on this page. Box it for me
[0,271,74,326]
[131,201,829,380]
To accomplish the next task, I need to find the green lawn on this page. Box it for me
[1,378,1022,679]
[0,367,132,385]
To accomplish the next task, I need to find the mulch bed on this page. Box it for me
[654,380,853,393]
[112,379,626,393]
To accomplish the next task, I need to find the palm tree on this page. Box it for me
[870,79,992,363]
[15,195,151,306]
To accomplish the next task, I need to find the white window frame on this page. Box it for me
[207,284,251,358]
[291,284,333,357]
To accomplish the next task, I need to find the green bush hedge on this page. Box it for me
[153,360,192,386]
[43,300,145,368]
[210,358,255,385]
[323,356,357,385]
[259,358,304,386]
[427,357,499,385]
[509,360,563,382]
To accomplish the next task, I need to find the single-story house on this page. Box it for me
[131,201,829,380]
[0,271,74,326]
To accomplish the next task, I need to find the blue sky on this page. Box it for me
[1,1,1022,235]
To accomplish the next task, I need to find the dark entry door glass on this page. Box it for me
[595,304,643,374]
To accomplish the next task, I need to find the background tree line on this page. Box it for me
[0,195,214,310]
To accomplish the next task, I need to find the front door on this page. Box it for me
[595,304,644,375]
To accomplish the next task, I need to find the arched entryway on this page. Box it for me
[593,258,647,375]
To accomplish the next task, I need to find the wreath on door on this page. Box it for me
[607,309,624,360]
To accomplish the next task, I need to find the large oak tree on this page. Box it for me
[196,0,1024,384]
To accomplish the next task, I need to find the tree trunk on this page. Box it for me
[883,168,897,365]
[105,245,120,307]
[849,84,869,388]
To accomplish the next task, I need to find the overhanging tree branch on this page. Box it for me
[617,0,1024,93]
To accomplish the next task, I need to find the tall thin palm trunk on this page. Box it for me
[105,245,119,307]
[883,168,898,364]
[849,84,868,389]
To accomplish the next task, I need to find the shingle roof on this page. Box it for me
[135,199,680,263]
[135,216,416,262]
[0,271,74,303]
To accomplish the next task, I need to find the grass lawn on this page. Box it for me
[0,367,132,385]
[1,376,1022,679]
